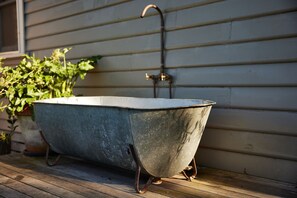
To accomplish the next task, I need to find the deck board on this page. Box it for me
[0,153,296,198]
[0,183,31,198]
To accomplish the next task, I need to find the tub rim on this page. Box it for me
[34,96,216,110]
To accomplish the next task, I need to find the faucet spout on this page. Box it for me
[141,4,161,18]
[140,4,165,74]
[141,4,173,99]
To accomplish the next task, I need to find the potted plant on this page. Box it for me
[0,48,101,155]
[0,59,18,155]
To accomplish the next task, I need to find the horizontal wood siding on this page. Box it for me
[2,0,293,183]
[0,109,25,152]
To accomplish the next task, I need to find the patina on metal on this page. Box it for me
[34,96,215,193]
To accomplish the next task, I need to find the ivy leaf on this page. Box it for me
[78,62,94,71]
[26,84,35,97]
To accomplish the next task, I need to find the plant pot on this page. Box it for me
[0,140,11,155]
[17,111,47,156]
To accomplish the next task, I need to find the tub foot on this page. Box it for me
[152,177,162,185]
[40,131,61,166]
[182,158,197,181]
[45,145,61,166]
[135,163,154,194]
[129,144,154,193]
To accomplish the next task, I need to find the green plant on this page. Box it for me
[0,48,101,116]
[0,115,17,143]
[0,49,100,145]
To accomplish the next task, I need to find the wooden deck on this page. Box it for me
[0,153,296,198]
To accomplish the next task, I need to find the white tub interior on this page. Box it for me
[34,96,215,110]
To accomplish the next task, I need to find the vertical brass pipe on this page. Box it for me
[141,4,165,74]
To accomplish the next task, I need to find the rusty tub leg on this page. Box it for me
[129,144,155,193]
[40,131,61,166]
[45,144,61,167]
[182,158,197,181]
[135,163,154,194]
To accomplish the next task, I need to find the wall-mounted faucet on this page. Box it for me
[141,4,173,98]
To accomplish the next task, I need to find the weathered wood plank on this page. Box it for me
[175,63,297,86]
[76,69,175,87]
[0,113,8,120]
[26,0,127,26]
[0,183,30,198]
[25,0,72,14]
[32,37,297,66]
[167,22,230,50]
[0,129,24,152]
[1,56,22,66]
[166,37,297,68]
[174,88,230,107]
[77,63,297,88]
[196,148,297,184]
[27,10,297,52]
[95,52,161,72]
[193,169,297,198]
[231,11,297,41]
[175,0,297,29]
[26,0,297,40]
[207,108,297,136]
[29,157,226,198]
[1,154,297,197]
[1,154,254,198]
[150,181,230,198]
[0,119,22,133]
[230,87,297,111]
[11,141,25,153]
[0,161,115,198]
[35,162,160,198]
[78,53,297,74]
[1,115,25,152]
[0,168,88,198]
[74,87,155,98]
[27,20,231,51]
[0,174,59,198]
[200,128,297,161]
[163,176,264,198]
[26,0,214,39]
[197,167,297,193]
[27,14,163,49]
[11,132,24,143]
[33,33,161,57]
[0,155,168,198]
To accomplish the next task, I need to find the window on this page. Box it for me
[0,0,24,57]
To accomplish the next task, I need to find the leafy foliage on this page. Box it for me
[0,49,100,142]
[0,48,100,116]
[0,115,17,143]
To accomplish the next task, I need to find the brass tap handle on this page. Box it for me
[160,73,172,82]
[145,73,151,80]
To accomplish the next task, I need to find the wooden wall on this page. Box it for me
[1,0,296,183]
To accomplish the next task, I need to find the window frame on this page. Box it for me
[0,0,25,58]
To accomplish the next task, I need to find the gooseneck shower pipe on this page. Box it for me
[141,4,173,98]
[141,4,165,74]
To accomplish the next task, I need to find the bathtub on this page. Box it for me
[33,96,215,178]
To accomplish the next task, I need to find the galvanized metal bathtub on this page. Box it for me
[34,96,214,191]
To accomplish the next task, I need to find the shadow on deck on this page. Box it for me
[0,153,296,198]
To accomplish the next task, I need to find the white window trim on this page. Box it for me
[0,0,25,58]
